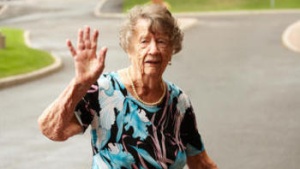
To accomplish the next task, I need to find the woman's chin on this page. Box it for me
[143,68,162,76]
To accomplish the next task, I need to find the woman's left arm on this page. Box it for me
[187,150,218,169]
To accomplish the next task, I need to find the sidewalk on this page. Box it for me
[283,20,300,53]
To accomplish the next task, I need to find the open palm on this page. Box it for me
[67,26,107,86]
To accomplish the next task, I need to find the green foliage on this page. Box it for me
[0,28,54,78]
[123,0,300,12]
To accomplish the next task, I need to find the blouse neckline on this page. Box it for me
[110,71,169,108]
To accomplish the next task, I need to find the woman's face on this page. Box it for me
[128,19,173,77]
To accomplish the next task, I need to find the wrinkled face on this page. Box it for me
[128,19,173,77]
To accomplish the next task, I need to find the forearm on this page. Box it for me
[38,78,91,141]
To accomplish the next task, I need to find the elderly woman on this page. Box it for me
[38,4,218,169]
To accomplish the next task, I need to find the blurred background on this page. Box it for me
[1,0,300,169]
[124,0,300,12]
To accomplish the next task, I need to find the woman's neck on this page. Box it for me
[119,67,166,106]
[128,66,163,91]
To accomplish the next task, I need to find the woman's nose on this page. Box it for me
[148,40,159,55]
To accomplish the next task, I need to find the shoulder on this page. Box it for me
[166,81,191,109]
[166,81,189,100]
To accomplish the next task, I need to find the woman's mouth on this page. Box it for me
[145,60,161,66]
[145,60,159,63]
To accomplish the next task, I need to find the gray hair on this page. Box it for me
[119,4,183,54]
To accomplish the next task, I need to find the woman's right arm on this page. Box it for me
[38,79,91,141]
[38,26,107,141]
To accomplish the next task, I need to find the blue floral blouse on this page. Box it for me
[75,72,204,169]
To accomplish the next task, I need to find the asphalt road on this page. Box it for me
[1,0,300,169]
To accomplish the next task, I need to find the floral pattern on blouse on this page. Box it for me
[75,72,204,169]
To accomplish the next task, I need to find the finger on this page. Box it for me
[91,29,99,52]
[66,39,77,57]
[77,29,84,50]
[84,26,91,41]
[84,26,91,49]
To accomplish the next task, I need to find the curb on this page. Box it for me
[94,0,198,31]
[173,9,300,17]
[0,31,63,89]
[94,0,125,19]
[282,20,300,53]
[94,1,300,18]
[1,2,299,89]
[0,4,8,16]
[94,1,300,51]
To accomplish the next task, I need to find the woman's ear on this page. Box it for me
[127,52,133,61]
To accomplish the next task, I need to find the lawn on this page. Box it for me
[0,28,54,78]
[123,0,300,12]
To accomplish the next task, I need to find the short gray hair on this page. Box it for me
[119,4,183,54]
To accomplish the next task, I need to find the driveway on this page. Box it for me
[0,0,300,168]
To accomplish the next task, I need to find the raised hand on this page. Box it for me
[66,26,107,86]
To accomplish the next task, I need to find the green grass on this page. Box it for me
[124,0,300,12]
[0,28,54,78]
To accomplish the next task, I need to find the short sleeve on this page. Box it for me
[180,106,205,156]
[74,82,100,133]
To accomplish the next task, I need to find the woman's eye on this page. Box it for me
[141,39,148,44]
[157,40,163,43]
[157,39,168,47]
[139,39,149,48]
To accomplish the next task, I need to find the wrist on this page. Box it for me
[67,78,92,105]
[71,78,93,92]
